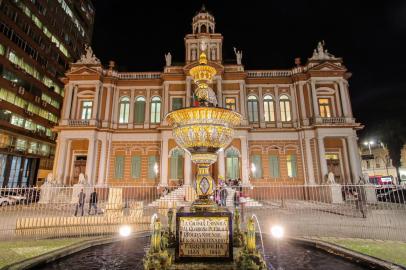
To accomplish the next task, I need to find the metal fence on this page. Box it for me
[0,184,405,241]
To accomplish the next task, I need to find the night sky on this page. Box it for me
[91,0,406,137]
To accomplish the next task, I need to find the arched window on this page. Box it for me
[134,96,146,124]
[150,96,161,123]
[247,95,259,123]
[279,95,291,122]
[201,24,207,33]
[170,148,184,180]
[263,95,275,122]
[118,96,130,123]
[225,147,240,180]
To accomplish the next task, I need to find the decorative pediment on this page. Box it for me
[67,66,101,76]
[309,62,346,72]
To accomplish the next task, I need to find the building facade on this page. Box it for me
[54,8,362,188]
[360,143,406,184]
[0,0,94,187]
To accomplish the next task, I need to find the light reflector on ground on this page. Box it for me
[271,225,284,239]
[119,225,131,237]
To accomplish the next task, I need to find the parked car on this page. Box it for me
[369,175,393,186]
[377,188,406,203]
[0,190,26,205]
[0,195,14,206]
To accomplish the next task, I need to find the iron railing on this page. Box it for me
[0,184,405,241]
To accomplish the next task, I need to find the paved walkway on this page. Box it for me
[1,200,406,241]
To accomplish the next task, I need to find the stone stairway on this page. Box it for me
[225,187,263,207]
[148,186,190,208]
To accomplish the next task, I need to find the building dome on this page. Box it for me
[192,5,215,34]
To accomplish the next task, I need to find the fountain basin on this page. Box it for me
[31,235,393,270]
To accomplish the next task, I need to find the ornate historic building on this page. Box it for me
[0,0,94,187]
[53,8,362,187]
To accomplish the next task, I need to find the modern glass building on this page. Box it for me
[0,0,94,187]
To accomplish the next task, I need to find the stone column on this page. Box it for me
[92,84,100,120]
[186,77,192,107]
[97,137,107,186]
[305,137,315,184]
[341,138,351,183]
[129,89,135,128]
[347,135,362,183]
[334,83,343,117]
[56,137,68,185]
[239,82,247,124]
[112,86,120,127]
[104,85,112,124]
[298,82,307,125]
[63,139,72,185]
[311,80,320,118]
[105,134,112,184]
[290,84,298,125]
[160,136,169,187]
[258,87,265,128]
[184,152,192,186]
[62,83,74,120]
[218,150,226,179]
[164,82,169,116]
[85,136,97,185]
[144,89,151,129]
[317,136,328,182]
[71,86,78,120]
[216,76,223,107]
[339,79,350,117]
[274,86,281,127]
[240,136,250,186]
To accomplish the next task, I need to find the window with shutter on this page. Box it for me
[131,155,141,179]
[148,155,157,179]
[251,154,262,179]
[225,147,240,179]
[134,97,145,124]
[169,148,184,179]
[287,154,297,177]
[115,156,124,179]
[268,155,280,178]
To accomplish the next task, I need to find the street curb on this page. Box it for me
[291,237,405,270]
[1,232,149,270]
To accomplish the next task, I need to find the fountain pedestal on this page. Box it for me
[175,207,233,262]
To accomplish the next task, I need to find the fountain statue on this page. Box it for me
[236,217,267,270]
[166,42,241,211]
[165,41,242,262]
[233,207,244,247]
[143,217,172,269]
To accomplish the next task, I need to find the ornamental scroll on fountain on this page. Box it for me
[165,41,242,210]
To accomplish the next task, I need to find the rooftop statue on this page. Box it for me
[233,47,243,65]
[75,44,101,65]
[165,52,172,67]
[310,41,337,60]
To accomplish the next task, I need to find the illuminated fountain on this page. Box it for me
[166,41,242,210]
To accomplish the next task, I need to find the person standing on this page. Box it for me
[220,187,228,206]
[74,189,86,216]
[88,188,98,215]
